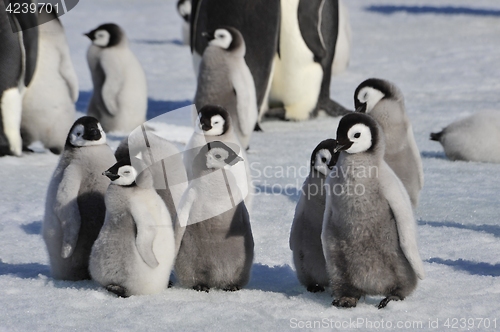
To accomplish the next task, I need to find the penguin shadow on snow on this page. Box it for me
[427,258,500,277]
[76,91,192,121]
[418,220,500,239]
[366,5,500,17]
[246,263,302,296]
[131,39,185,46]
[420,151,448,160]
[21,220,42,235]
[254,184,301,203]
[0,260,50,279]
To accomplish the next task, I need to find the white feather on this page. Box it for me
[1,88,23,156]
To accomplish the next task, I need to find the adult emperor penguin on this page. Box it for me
[90,159,175,297]
[21,8,78,155]
[290,139,338,293]
[190,0,280,118]
[85,23,147,133]
[0,0,38,156]
[43,116,116,280]
[267,0,350,121]
[354,78,423,208]
[177,0,191,45]
[175,141,254,292]
[184,105,253,207]
[430,111,500,163]
[322,113,425,309]
[194,26,258,149]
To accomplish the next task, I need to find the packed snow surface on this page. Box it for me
[1,0,499,331]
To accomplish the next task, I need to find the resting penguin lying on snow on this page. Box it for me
[430,110,500,163]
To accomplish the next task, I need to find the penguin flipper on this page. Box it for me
[379,162,426,280]
[231,69,258,137]
[58,46,79,103]
[297,0,327,61]
[130,197,159,268]
[54,164,82,259]
[100,52,124,116]
[407,124,424,192]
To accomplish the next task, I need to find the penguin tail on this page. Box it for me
[430,131,443,141]
[105,284,129,298]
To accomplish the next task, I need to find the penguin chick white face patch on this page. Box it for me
[93,30,111,47]
[345,123,372,154]
[113,165,138,186]
[205,115,225,136]
[206,147,230,169]
[357,87,385,113]
[314,149,332,176]
[209,29,232,49]
[70,123,107,147]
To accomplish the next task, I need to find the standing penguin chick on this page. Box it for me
[354,78,423,208]
[194,27,258,149]
[322,113,425,309]
[43,117,116,280]
[184,105,253,208]
[22,8,78,155]
[175,141,254,292]
[430,110,500,163]
[85,23,147,133]
[290,139,338,293]
[90,160,175,297]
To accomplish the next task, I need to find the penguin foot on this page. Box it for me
[254,122,263,132]
[193,284,210,293]
[264,108,287,121]
[314,99,351,118]
[332,297,358,308]
[378,296,403,309]
[0,145,13,157]
[49,147,62,155]
[168,280,174,288]
[223,285,241,292]
[105,284,129,298]
[306,284,325,293]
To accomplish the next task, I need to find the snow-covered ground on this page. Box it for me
[1,0,500,330]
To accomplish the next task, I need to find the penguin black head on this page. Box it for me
[354,78,395,113]
[66,116,106,148]
[203,26,243,52]
[197,105,230,136]
[335,113,382,155]
[205,141,243,169]
[85,23,124,48]
[310,139,339,176]
[103,159,138,187]
[177,0,191,22]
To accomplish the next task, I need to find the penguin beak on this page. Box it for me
[83,128,101,141]
[84,32,93,40]
[202,31,214,41]
[356,104,367,113]
[103,171,119,181]
[333,144,345,154]
[201,124,212,131]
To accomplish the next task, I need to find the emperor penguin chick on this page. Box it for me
[85,23,147,133]
[22,8,78,155]
[290,139,338,293]
[175,141,254,292]
[43,117,116,280]
[430,110,500,163]
[184,105,253,208]
[90,159,175,297]
[354,78,423,208]
[322,113,425,309]
[194,27,258,149]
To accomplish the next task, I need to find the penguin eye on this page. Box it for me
[215,154,221,159]
[124,171,130,174]
[213,121,219,125]
[354,132,361,138]
[321,157,327,163]
[363,92,368,100]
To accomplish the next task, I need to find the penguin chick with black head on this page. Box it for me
[194,26,258,150]
[43,117,116,280]
[175,141,254,293]
[89,158,175,297]
[184,105,253,208]
[322,113,425,309]
[354,78,423,208]
[290,139,338,293]
[85,23,147,133]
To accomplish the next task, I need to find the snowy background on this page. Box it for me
[1,0,500,330]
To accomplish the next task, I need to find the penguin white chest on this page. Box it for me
[270,0,323,119]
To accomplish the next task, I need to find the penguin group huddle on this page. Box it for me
[2,0,499,311]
